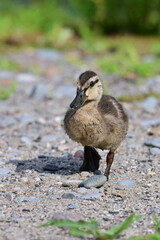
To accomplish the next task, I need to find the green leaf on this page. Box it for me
[39,219,96,229]
[129,233,160,240]
[153,216,160,232]
[104,214,142,239]
[69,227,94,237]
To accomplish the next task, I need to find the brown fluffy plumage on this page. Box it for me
[64,71,128,179]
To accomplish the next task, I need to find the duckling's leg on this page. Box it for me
[79,146,101,172]
[104,151,114,180]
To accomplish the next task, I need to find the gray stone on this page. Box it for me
[140,119,160,127]
[62,193,75,199]
[30,84,48,99]
[19,115,36,123]
[77,187,87,194]
[62,180,82,187]
[25,197,39,202]
[144,139,160,148]
[117,179,136,188]
[53,85,75,99]
[142,97,158,113]
[0,116,16,128]
[49,195,60,199]
[43,165,59,172]
[0,70,13,79]
[0,168,11,178]
[126,133,134,138]
[80,192,101,200]
[146,76,160,93]
[21,136,31,145]
[150,147,160,154]
[67,204,77,209]
[41,135,58,142]
[36,49,63,61]
[78,175,107,188]
[16,73,37,83]
[94,170,101,175]
[5,194,12,200]
[9,217,25,222]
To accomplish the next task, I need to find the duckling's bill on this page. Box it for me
[70,89,87,109]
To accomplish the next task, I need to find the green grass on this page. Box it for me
[39,214,160,240]
[118,92,160,102]
[97,43,160,79]
[0,58,20,71]
[0,80,16,100]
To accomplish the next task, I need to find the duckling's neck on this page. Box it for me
[83,99,100,109]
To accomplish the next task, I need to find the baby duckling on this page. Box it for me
[64,71,128,180]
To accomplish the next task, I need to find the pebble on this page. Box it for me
[142,97,158,113]
[0,168,11,178]
[21,177,29,183]
[62,179,82,187]
[16,73,37,83]
[43,165,59,172]
[30,84,48,99]
[80,192,101,200]
[61,193,76,199]
[36,48,63,61]
[21,136,31,145]
[140,119,160,127]
[9,217,25,222]
[67,204,77,209]
[150,147,160,154]
[25,197,39,202]
[78,175,107,188]
[19,115,36,123]
[77,187,87,194]
[41,135,58,142]
[5,193,12,200]
[74,150,84,158]
[144,139,160,148]
[0,116,16,127]
[58,144,69,151]
[80,172,91,178]
[117,179,136,188]
[49,194,60,199]
[94,170,101,175]
[53,85,75,99]
[148,126,160,136]
[0,70,13,78]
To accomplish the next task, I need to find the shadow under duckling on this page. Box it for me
[64,71,128,180]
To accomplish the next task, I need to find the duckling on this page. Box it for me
[64,71,128,180]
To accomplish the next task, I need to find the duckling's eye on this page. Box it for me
[90,81,94,87]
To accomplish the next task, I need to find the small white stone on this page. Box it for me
[21,177,29,183]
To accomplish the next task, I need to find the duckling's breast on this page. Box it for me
[64,107,104,147]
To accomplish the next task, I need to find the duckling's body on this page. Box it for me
[65,95,127,151]
[64,71,128,179]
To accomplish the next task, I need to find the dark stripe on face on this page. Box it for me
[90,79,99,87]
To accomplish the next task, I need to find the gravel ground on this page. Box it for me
[0,48,160,240]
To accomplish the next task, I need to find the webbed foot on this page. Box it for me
[79,146,101,172]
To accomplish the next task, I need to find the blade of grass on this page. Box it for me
[153,216,160,232]
[103,214,142,239]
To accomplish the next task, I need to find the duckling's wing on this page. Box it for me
[98,95,128,122]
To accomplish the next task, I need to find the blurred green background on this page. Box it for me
[1,0,160,46]
[1,0,160,95]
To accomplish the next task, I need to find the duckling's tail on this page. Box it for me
[79,146,101,172]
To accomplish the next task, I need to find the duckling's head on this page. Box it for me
[70,71,103,109]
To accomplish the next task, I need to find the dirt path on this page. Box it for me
[0,48,160,240]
